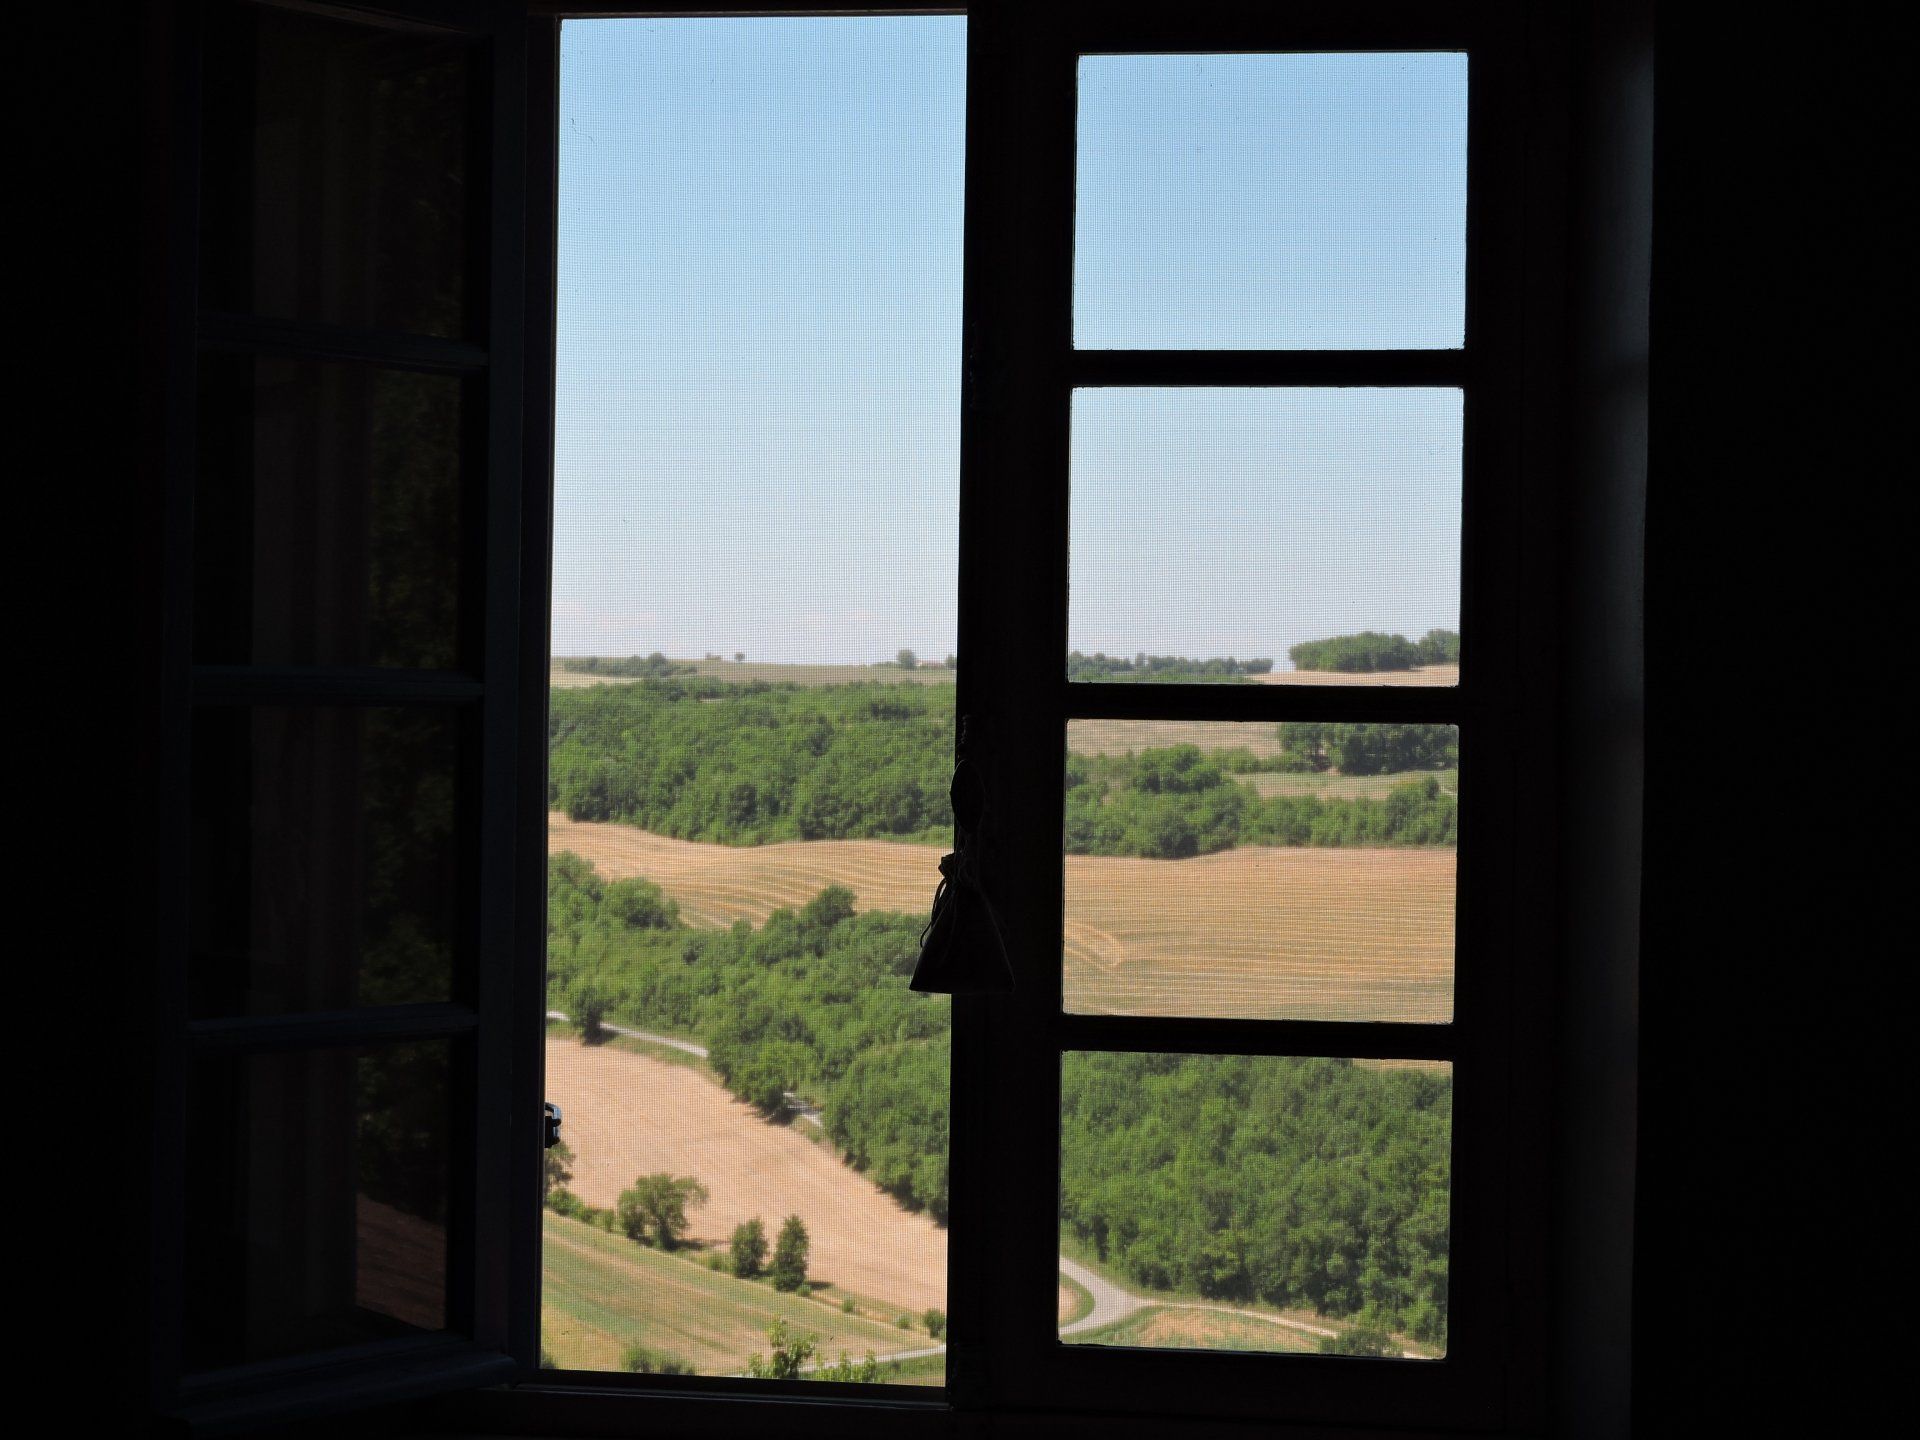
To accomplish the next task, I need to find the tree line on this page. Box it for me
[1287,630,1461,673]
[551,680,1456,859]
[1061,1052,1451,1345]
[547,854,952,1220]
[1065,745,1457,859]
[555,652,696,678]
[1067,652,1274,681]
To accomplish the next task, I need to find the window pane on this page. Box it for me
[196,355,469,669]
[1074,53,1468,350]
[1063,720,1455,1022]
[1060,1052,1450,1357]
[200,0,475,337]
[1069,389,1461,686]
[542,15,964,1382]
[191,707,464,1016]
[185,1041,454,1371]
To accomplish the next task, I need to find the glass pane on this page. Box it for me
[1060,1052,1450,1357]
[541,15,964,1382]
[196,354,468,669]
[191,707,463,1016]
[200,0,475,336]
[1063,720,1456,1022]
[185,1041,454,1371]
[1069,389,1461,686]
[1074,53,1468,350]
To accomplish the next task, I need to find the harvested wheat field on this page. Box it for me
[551,818,1453,1023]
[546,1035,947,1314]
[1254,664,1460,687]
[548,814,941,927]
[1062,847,1454,1022]
[1067,718,1293,759]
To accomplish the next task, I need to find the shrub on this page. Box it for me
[621,1344,693,1374]
[923,1308,946,1339]
[770,1214,811,1292]
[729,1217,768,1279]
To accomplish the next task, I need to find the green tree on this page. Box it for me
[616,1173,710,1249]
[730,1217,769,1278]
[770,1213,811,1291]
[570,980,610,1041]
[896,648,918,669]
[923,1307,946,1339]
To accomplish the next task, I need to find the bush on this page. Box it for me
[923,1308,946,1339]
[1319,1327,1398,1357]
[621,1344,694,1374]
[545,1187,585,1219]
[840,1296,856,1314]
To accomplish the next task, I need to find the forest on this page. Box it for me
[1061,1052,1451,1345]
[1287,629,1461,673]
[550,681,1457,858]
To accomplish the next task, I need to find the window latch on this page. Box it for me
[543,1101,563,1150]
[910,716,1014,995]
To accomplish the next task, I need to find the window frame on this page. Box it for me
[490,2,1559,1434]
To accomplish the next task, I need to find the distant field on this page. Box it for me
[551,818,1454,1024]
[546,1036,948,1314]
[541,1211,922,1376]
[1063,1304,1321,1355]
[1255,664,1460,688]
[550,661,1455,690]
[1067,718,1292,759]
[551,660,954,689]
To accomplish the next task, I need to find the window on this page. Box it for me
[147,3,1602,1434]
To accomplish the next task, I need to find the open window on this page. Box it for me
[146,2,1610,1434]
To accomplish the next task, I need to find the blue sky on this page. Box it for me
[553,20,1463,665]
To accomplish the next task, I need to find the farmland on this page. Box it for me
[546,1035,948,1314]
[550,817,1454,1023]
[542,1210,935,1377]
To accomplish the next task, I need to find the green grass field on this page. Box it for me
[542,1211,932,1378]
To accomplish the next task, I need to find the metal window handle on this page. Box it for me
[543,1101,563,1149]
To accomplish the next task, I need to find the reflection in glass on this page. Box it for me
[196,355,467,669]
[1062,720,1456,1023]
[191,707,462,1016]
[1060,1052,1450,1357]
[1075,52,1468,350]
[1069,389,1462,686]
[200,0,475,336]
[185,1042,453,1371]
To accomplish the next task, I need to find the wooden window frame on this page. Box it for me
[478,3,1564,1435]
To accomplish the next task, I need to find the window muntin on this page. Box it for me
[1042,39,1474,1392]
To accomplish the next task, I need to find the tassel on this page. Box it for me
[910,747,1013,995]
